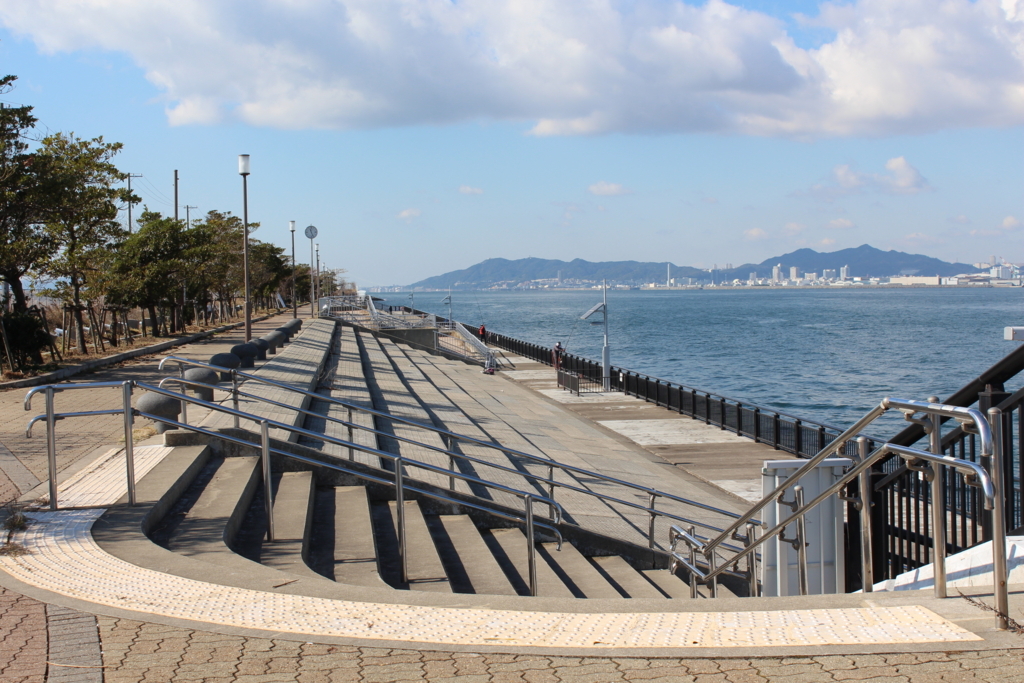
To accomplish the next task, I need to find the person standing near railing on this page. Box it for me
[478,323,487,341]
[553,341,563,370]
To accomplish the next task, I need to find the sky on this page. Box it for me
[1,0,1022,288]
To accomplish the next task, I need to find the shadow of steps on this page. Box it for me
[259,471,323,580]
[308,485,384,587]
[370,499,451,593]
[481,528,575,598]
[425,514,518,596]
[642,569,692,598]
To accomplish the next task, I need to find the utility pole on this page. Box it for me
[315,244,320,312]
[290,221,297,319]
[174,170,180,222]
[126,173,142,233]
[184,205,197,227]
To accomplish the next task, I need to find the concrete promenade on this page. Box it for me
[0,318,1021,681]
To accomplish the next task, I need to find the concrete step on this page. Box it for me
[259,471,320,579]
[425,515,518,596]
[165,456,261,557]
[370,499,451,593]
[537,542,622,599]
[589,556,666,599]
[312,486,382,586]
[642,569,693,599]
[481,528,574,598]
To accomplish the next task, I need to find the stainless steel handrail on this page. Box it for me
[157,355,752,540]
[24,379,563,596]
[668,397,1010,630]
[157,374,742,543]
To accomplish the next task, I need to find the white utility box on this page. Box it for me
[1005,327,1024,341]
[761,458,851,597]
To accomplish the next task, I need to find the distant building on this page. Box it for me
[992,265,1014,279]
[772,264,782,283]
[840,265,850,280]
[749,272,757,283]
[806,273,817,282]
[789,266,800,281]
[822,269,837,280]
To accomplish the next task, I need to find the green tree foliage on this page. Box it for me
[38,133,131,352]
[0,76,58,313]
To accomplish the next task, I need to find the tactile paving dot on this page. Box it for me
[0,509,982,649]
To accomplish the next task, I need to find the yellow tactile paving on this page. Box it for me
[0,510,981,649]
[45,446,172,508]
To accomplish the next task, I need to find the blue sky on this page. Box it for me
[1,0,1021,287]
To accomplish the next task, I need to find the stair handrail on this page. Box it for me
[154,373,737,540]
[669,397,1010,630]
[24,379,563,596]
[157,355,752,542]
[452,322,497,370]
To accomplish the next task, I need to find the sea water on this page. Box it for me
[398,287,1023,435]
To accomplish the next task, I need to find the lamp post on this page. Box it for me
[289,221,297,319]
[238,154,251,342]
[315,243,321,315]
[304,225,317,317]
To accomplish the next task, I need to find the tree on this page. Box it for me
[0,75,57,313]
[39,133,130,352]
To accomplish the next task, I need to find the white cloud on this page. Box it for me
[1002,215,1020,229]
[4,0,1023,136]
[743,227,769,240]
[458,185,483,194]
[950,214,972,224]
[588,181,629,196]
[397,208,420,219]
[972,214,1023,236]
[827,218,855,229]
[808,156,930,199]
[819,237,836,246]
[783,221,804,235]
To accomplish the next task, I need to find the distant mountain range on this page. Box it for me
[407,245,982,289]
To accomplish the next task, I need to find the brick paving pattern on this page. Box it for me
[0,587,47,683]
[95,615,1024,682]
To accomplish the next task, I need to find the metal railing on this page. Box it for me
[155,356,753,549]
[366,296,436,329]
[451,322,497,369]
[668,397,1011,630]
[557,368,604,395]
[24,379,563,596]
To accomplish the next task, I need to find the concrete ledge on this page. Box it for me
[0,313,281,391]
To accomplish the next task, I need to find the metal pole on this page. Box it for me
[396,455,407,584]
[547,464,555,519]
[45,387,58,511]
[928,397,946,598]
[231,370,240,429]
[261,420,275,542]
[310,238,315,318]
[688,525,698,599]
[290,222,297,319]
[347,406,354,461]
[647,493,657,549]
[857,436,874,592]
[122,382,136,506]
[794,486,809,595]
[988,407,1009,630]
[526,496,537,597]
[242,173,251,342]
[601,279,610,391]
[315,244,320,315]
[745,521,759,597]
[178,364,188,426]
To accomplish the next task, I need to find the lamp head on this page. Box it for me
[289,220,295,232]
[238,154,250,176]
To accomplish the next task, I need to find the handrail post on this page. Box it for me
[45,386,58,511]
[647,493,657,550]
[928,398,947,598]
[261,420,275,542]
[745,521,759,597]
[547,464,555,518]
[526,495,537,597]
[793,486,809,595]
[231,371,240,428]
[347,407,354,461]
[706,548,718,598]
[988,407,1009,630]
[178,363,188,426]
[396,455,408,584]
[688,525,698,599]
[122,381,136,506]
[773,413,781,450]
[753,407,761,443]
[857,437,874,592]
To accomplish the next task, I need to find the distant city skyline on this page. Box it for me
[2,0,1021,288]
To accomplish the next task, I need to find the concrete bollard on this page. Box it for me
[252,338,269,361]
[263,332,283,354]
[231,343,259,369]
[209,352,241,381]
[137,391,181,434]
[183,367,219,402]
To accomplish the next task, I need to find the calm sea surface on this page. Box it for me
[391,288,1023,435]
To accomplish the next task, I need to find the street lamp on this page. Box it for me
[315,243,321,314]
[238,154,251,342]
[289,221,297,319]
[304,225,317,317]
